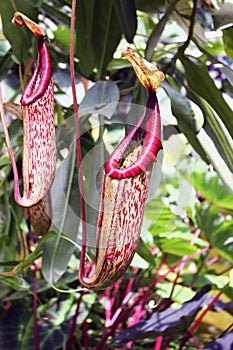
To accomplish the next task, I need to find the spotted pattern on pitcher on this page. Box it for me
[26,193,52,235]
[14,38,56,208]
[79,95,159,289]
[22,78,56,205]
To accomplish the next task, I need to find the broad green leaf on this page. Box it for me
[42,139,80,284]
[0,276,30,290]
[157,282,195,303]
[210,220,233,263]
[180,56,233,138]
[0,1,39,63]
[147,198,178,236]
[154,234,199,257]
[163,83,204,133]
[163,83,209,162]
[192,172,233,211]
[75,0,95,78]
[92,0,122,80]
[195,204,233,263]
[222,27,233,61]
[79,80,120,118]
[112,0,137,43]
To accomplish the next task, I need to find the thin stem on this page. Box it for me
[69,0,87,263]
[68,2,87,348]
[154,335,163,350]
[33,262,40,350]
[66,291,84,350]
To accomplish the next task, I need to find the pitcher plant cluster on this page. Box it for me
[0,12,164,289]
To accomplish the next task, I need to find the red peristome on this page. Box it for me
[105,91,162,179]
[21,37,52,106]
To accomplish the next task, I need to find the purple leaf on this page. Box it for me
[202,330,233,350]
[114,285,212,343]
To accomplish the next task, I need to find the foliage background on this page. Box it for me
[0,0,233,349]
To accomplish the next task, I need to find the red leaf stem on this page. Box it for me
[154,335,163,350]
[69,0,87,265]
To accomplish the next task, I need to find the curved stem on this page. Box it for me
[33,262,40,350]
[69,0,87,253]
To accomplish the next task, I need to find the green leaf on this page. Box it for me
[112,0,137,43]
[163,83,204,133]
[163,83,209,163]
[195,204,233,263]
[180,56,233,138]
[192,172,233,211]
[0,1,39,63]
[0,276,30,290]
[92,0,122,80]
[136,237,155,265]
[42,140,80,284]
[53,25,71,50]
[147,198,177,236]
[222,27,233,61]
[79,80,120,117]
[155,233,198,257]
[210,220,233,263]
[75,0,95,78]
